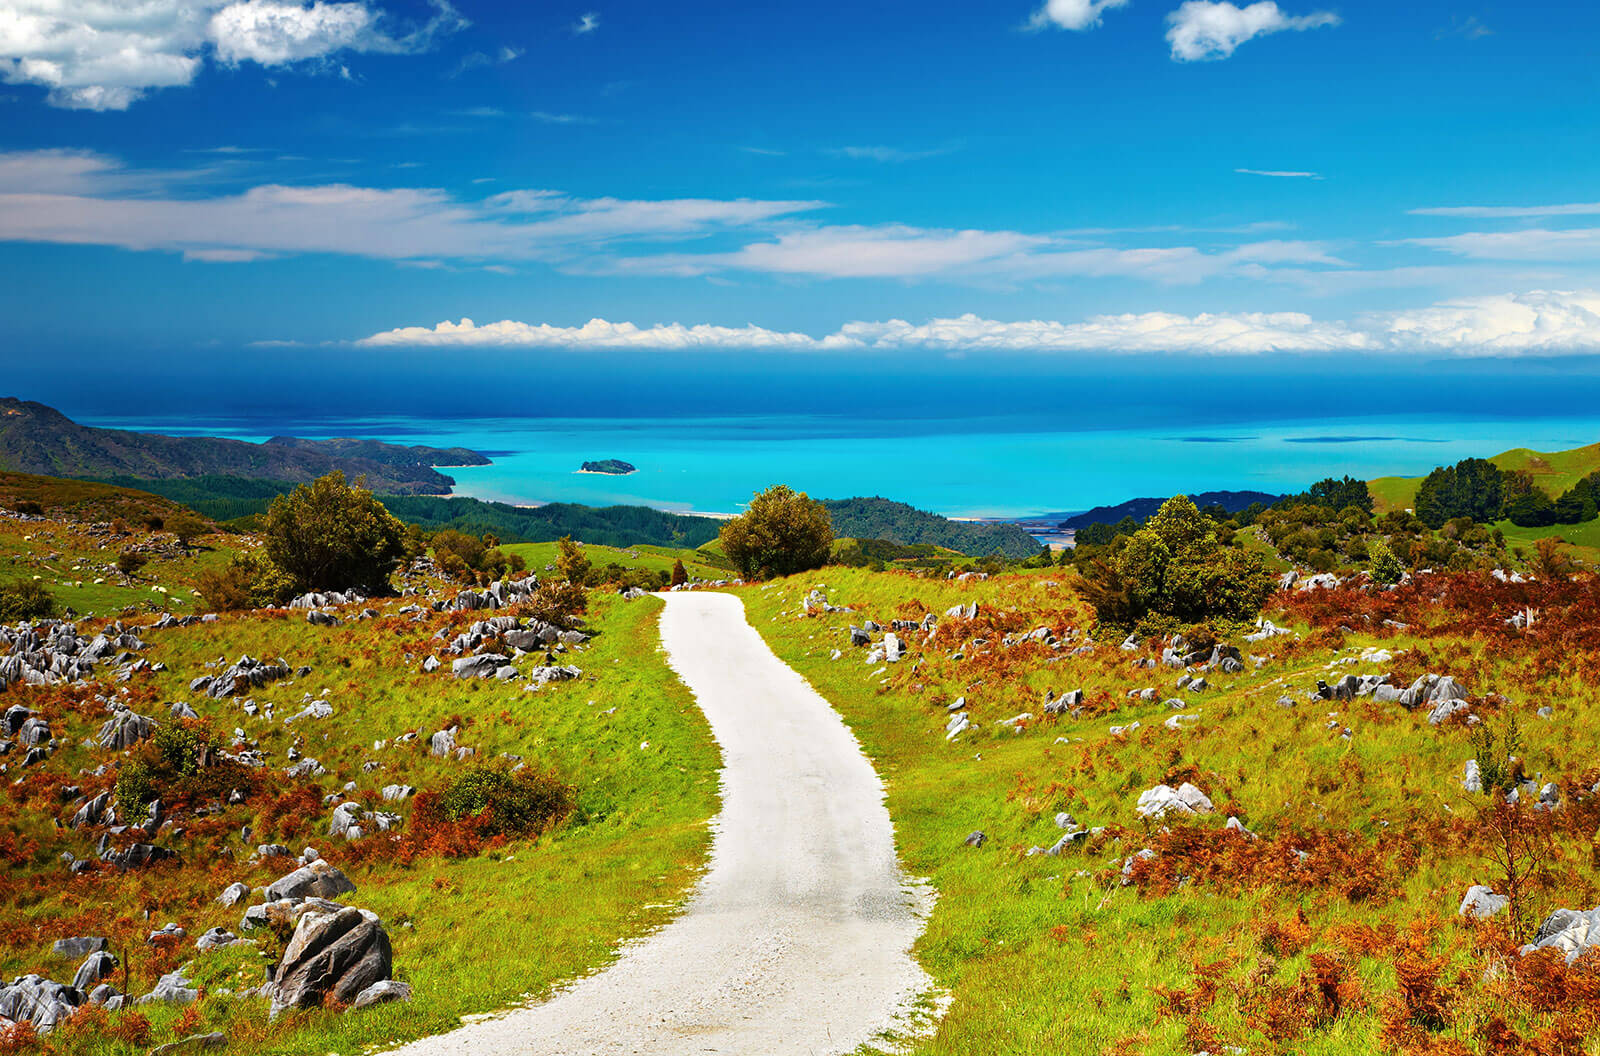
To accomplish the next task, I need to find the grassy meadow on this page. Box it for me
[738,566,1600,1054]
[1,534,721,1055]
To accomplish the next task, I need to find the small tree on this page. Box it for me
[669,558,689,587]
[1368,539,1405,585]
[168,514,209,548]
[116,551,149,577]
[262,472,406,594]
[555,536,591,585]
[719,485,833,580]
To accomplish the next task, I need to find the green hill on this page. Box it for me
[0,397,486,494]
[1370,440,1600,513]
[822,496,1042,558]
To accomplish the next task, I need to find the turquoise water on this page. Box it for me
[79,411,1600,518]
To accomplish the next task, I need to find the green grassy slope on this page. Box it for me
[738,567,1600,1054]
[1369,440,1600,514]
[1,539,720,1055]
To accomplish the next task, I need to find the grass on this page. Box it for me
[0,515,236,616]
[501,540,728,581]
[736,566,1600,1054]
[1495,517,1600,566]
[1,532,721,1056]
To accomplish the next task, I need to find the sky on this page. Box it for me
[2,0,1600,398]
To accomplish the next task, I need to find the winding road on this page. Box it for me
[390,590,933,1055]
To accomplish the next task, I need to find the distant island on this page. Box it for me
[581,459,638,476]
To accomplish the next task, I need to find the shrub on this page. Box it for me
[0,578,56,622]
[152,719,214,778]
[1368,539,1405,585]
[719,485,833,580]
[115,759,158,815]
[518,580,588,629]
[168,514,209,547]
[556,535,591,584]
[116,550,148,576]
[263,471,406,594]
[11,500,43,516]
[195,550,295,611]
[670,558,688,587]
[433,762,573,838]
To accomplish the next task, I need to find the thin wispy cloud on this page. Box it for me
[531,111,597,125]
[1166,1,1340,62]
[1436,14,1492,39]
[739,147,788,157]
[574,11,599,35]
[1236,168,1323,180]
[828,145,955,163]
[1410,203,1600,219]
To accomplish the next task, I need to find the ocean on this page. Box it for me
[74,409,1600,520]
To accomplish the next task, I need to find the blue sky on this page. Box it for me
[2,0,1599,372]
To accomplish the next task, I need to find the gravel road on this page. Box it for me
[387,589,933,1055]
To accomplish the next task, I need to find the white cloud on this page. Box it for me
[827,145,952,163]
[1166,1,1339,62]
[1404,228,1600,262]
[0,0,463,110]
[208,2,372,64]
[354,291,1600,356]
[530,110,595,124]
[574,11,598,34]
[1027,0,1129,31]
[0,149,827,261]
[1380,290,1600,352]
[1236,168,1322,179]
[1409,203,1600,219]
[358,316,821,350]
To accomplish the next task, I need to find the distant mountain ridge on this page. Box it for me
[1059,490,1281,529]
[823,497,1042,558]
[0,398,487,495]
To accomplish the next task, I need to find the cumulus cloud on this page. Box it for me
[1027,0,1129,31]
[354,291,1600,356]
[1166,1,1339,62]
[1380,290,1600,352]
[0,0,464,110]
[574,11,598,34]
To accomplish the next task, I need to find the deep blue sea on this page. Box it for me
[41,352,1600,519]
[75,410,1600,519]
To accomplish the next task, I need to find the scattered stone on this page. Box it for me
[1523,907,1600,962]
[72,951,117,990]
[264,858,357,902]
[1459,885,1508,919]
[351,979,413,1010]
[150,1032,227,1056]
[217,881,251,907]
[51,937,107,959]
[963,831,986,847]
[1135,782,1214,819]
[138,970,199,1006]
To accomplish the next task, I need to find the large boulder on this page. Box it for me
[72,951,117,990]
[137,970,199,1006]
[209,655,291,699]
[1398,673,1470,710]
[1524,907,1600,962]
[97,706,156,750]
[0,975,84,1032]
[267,905,392,1019]
[1135,782,1215,819]
[51,937,107,959]
[263,858,357,902]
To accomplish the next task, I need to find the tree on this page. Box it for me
[1414,458,1504,528]
[262,472,406,594]
[1303,476,1374,515]
[1368,539,1405,585]
[1078,495,1274,632]
[116,551,148,576]
[168,514,209,547]
[556,535,591,584]
[719,485,834,580]
[670,558,689,587]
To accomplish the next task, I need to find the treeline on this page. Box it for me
[91,475,723,549]
[1415,458,1600,529]
[821,497,1041,559]
[1074,475,1373,545]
